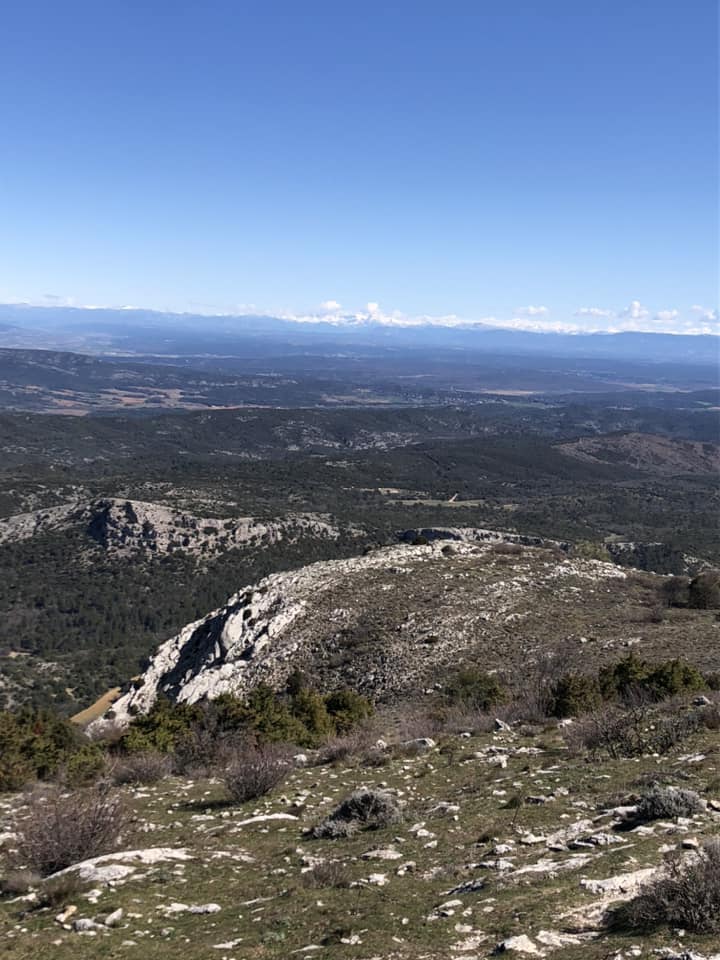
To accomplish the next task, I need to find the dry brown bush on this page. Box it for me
[10,784,127,877]
[564,700,700,760]
[301,860,351,888]
[606,840,720,934]
[310,788,402,839]
[38,871,89,907]
[223,743,290,804]
[0,868,40,896]
[318,727,379,766]
[110,750,173,785]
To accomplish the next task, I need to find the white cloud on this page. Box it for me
[654,309,679,323]
[3,293,718,336]
[691,304,718,322]
[574,307,614,318]
[620,299,650,321]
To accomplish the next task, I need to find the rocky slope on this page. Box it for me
[5,711,720,959]
[557,433,720,476]
[91,539,719,733]
[0,497,353,559]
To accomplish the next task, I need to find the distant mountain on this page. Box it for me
[1,303,717,364]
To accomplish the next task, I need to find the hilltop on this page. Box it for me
[93,541,720,732]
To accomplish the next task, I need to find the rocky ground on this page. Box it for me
[2,716,720,959]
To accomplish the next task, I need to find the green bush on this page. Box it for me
[120,696,202,754]
[635,784,704,822]
[290,688,335,742]
[324,689,373,734]
[0,709,103,791]
[572,540,611,561]
[444,668,507,712]
[548,673,601,718]
[120,683,374,757]
[599,655,706,702]
[644,659,706,699]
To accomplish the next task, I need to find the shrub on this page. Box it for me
[319,728,379,766]
[60,744,107,786]
[606,840,720,934]
[120,696,203,754]
[0,709,104,792]
[324,690,373,735]
[121,683,374,758]
[11,784,126,876]
[444,669,507,712]
[634,785,704,822]
[110,750,173,785]
[564,703,700,759]
[0,868,40,896]
[599,655,706,703]
[38,871,89,908]
[241,685,308,744]
[301,860,351,888]
[548,673,601,718]
[688,572,720,610]
[223,744,289,804]
[660,575,690,607]
[572,540,611,561]
[311,818,359,840]
[598,654,650,700]
[310,788,402,839]
[648,659,706,698]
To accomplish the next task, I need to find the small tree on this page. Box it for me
[548,674,601,718]
[688,572,720,610]
[660,576,690,608]
[324,690,373,734]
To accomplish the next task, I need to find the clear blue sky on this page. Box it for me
[1,0,717,333]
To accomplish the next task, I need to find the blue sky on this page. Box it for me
[1,0,717,333]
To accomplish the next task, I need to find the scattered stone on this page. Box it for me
[55,906,77,925]
[402,737,436,751]
[362,848,402,861]
[73,918,102,933]
[494,934,541,954]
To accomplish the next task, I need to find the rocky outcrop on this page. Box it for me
[84,498,350,558]
[398,527,571,550]
[0,497,352,559]
[90,541,630,733]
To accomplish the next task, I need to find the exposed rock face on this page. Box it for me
[398,527,571,550]
[85,498,349,558]
[0,497,352,559]
[90,541,629,733]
